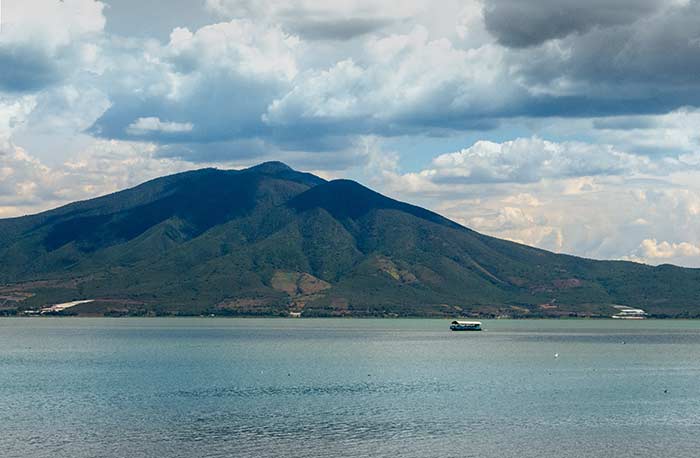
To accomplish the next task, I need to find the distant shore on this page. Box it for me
[3,314,700,320]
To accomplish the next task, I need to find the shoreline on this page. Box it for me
[3,315,700,320]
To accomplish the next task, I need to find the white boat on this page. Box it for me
[450,320,482,331]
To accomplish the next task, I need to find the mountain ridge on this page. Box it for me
[1,161,699,318]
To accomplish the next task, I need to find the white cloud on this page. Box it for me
[502,193,542,207]
[264,25,509,133]
[0,89,196,217]
[639,239,700,259]
[0,138,200,217]
[0,145,51,211]
[166,21,299,81]
[625,238,700,267]
[57,139,196,200]
[127,117,194,135]
[364,136,700,266]
[0,96,37,143]
[592,107,700,156]
[432,195,564,252]
[422,137,666,184]
[1,0,105,47]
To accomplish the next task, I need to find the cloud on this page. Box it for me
[625,238,700,266]
[0,45,61,92]
[363,136,700,266]
[0,96,37,143]
[0,138,201,217]
[0,146,51,210]
[22,85,111,138]
[590,108,700,156]
[5,0,700,155]
[88,20,508,163]
[420,137,666,185]
[0,92,190,216]
[0,132,364,219]
[205,0,412,40]
[102,0,219,40]
[638,239,700,259]
[414,177,700,266]
[509,1,700,116]
[127,117,194,136]
[1,0,105,47]
[4,0,700,270]
[264,26,511,134]
[501,193,542,207]
[433,195,566,251]
[483,0,664,48]
[0,0,106,93]
[285,17,394,41]
[89,19,299,148]
[467,206,542,231]
[59,0,700,167]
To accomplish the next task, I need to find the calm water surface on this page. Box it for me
[2,318,700,458]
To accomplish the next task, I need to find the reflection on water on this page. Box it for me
[2,318,700,458]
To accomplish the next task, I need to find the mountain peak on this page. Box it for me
[242,161,325,188]
[246,161,293,174]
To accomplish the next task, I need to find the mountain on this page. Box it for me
[1,161,700,318]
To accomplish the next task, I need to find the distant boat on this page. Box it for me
[450,320,482,331]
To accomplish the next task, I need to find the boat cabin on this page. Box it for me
[450,320,482,331]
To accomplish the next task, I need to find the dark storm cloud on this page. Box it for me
[508,1,700,116]
[522,3,700,84]
[483,0,664,48]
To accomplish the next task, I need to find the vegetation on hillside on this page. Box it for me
[1,161,700,318]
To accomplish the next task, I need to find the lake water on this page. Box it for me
[2,318,700,458]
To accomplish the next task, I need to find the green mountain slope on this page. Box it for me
[1,162,699,317]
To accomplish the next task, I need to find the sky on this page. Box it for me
[2,0,700,266]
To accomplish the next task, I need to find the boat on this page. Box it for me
[450,320,482,331]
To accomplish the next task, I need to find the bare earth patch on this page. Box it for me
[271,271,331,296]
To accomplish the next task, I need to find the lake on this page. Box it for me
[1,318,699,457]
